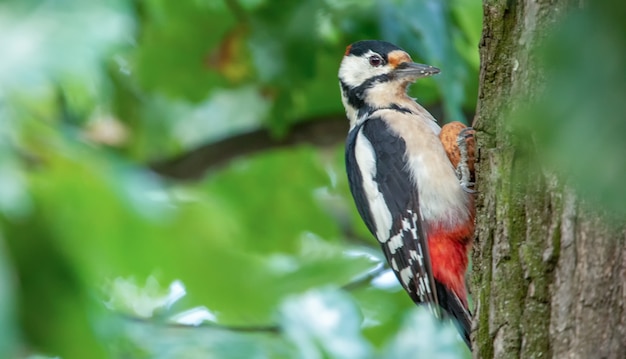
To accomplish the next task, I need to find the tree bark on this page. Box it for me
[472,1,626,358]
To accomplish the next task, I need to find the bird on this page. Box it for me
[338,40,475,347]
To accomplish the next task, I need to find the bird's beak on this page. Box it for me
[394,62,440,79]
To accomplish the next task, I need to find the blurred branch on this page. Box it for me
[150,115,348,180]
[120,313,281,333]
[150,104,462,180]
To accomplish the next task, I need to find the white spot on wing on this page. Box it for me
[400,266,414,287]
[388,210,422,256]
[423,275,432,294]
[387,209,432,299]
[418,277,426,300]
[406,210,419,241]
[388,233,403,254]
[354,131,392,242]
[391,258,398,271]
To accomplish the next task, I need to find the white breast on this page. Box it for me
[380,109,471,228]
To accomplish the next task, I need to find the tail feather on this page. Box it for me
[435,280,471,348]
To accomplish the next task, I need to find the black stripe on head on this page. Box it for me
[347,40,405,60]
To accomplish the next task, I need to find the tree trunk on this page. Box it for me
[472,1,626,358]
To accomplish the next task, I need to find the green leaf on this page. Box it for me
[280,288,373,359]
[200,147,338,253]
[0,0,133,92]
[3,212,108,358]
[135,1,234,101]
[0,235,17,358]
[351,281,414,348]
[450,0,482,70]
[116,317,293,359]
[383,308,469,359]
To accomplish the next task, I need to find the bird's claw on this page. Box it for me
[461,182,476,194]
[456,127,475,143]
[455,127,475,193]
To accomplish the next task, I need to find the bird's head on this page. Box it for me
[338,40,439,126]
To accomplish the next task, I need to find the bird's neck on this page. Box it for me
[346,82,429,129]
[364,81,415,110]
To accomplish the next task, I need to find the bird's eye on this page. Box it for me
[369,55,383,67]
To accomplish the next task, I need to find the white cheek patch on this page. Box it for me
[338,51,391,88]
[354,130,392,242]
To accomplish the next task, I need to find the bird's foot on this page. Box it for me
[456,127,475,192]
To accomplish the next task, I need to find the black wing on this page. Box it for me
[345,115,439,308]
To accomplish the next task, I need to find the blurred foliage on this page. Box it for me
[0,0,480,357]
[513,1,626,218]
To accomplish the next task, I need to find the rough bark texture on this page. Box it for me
[472,1,626,358]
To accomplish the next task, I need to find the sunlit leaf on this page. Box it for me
[280,288,373,359]
[383,308,469,359]
[0,0,133,92]
[116,318,294,359]
[172,85,270,148]
[351,280,413,348]
[0,155,31,219]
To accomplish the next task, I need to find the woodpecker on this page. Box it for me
[339,40,475,347]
